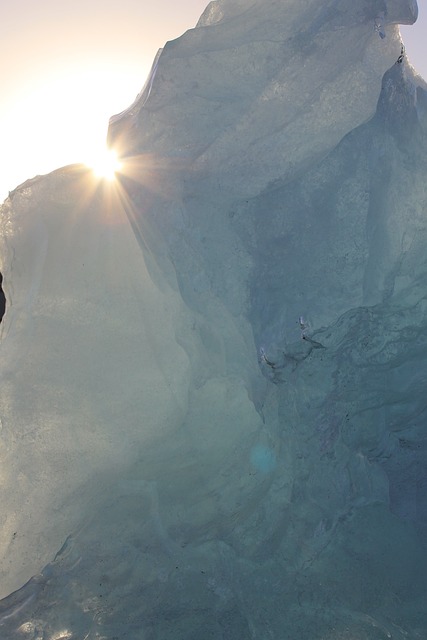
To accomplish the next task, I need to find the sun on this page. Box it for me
[88,148,122,180]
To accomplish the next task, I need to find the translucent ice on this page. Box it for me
[1,0,427,637]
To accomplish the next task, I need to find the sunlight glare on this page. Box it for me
[89,148,122,180]
[0,62,147,200]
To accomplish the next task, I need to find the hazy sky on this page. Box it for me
[0,0,425,200]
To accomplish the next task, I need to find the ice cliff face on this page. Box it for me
[1,0,427,638]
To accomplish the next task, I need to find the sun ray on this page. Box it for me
[88,148,122,181]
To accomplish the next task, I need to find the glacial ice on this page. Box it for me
[1,0,427,637]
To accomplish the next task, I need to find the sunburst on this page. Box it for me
[88,148,122,180]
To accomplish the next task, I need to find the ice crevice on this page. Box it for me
[0,272,5,324]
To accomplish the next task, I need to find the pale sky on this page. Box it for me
[0,1,425,201]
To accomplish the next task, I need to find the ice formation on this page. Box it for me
[1,0,427,637]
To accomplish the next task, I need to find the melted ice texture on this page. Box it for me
[1,0,427,638]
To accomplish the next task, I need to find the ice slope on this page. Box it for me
[1,0,427,637]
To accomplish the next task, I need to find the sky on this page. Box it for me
[0,0,425,201]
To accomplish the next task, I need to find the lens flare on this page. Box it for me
[88,148,122,180]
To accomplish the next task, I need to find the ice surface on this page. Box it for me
[1,0,427,638]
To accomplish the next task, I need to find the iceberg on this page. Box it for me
[1,0,427,637]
